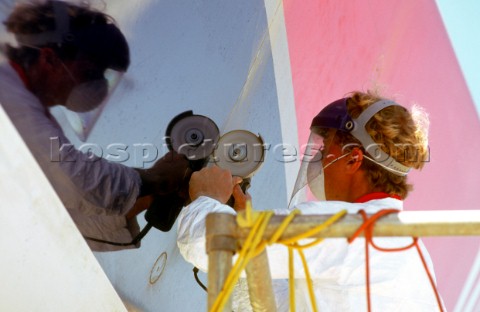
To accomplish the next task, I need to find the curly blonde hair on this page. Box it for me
[337,90,429,198]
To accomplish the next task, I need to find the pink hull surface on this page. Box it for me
[282,0,480,309]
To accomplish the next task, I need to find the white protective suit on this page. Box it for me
[0,60,141,251]
[177,195,443,312]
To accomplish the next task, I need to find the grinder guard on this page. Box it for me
[214,130,265,207]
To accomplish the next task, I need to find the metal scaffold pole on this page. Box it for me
[245,249,277,312]
[206,213,237,312]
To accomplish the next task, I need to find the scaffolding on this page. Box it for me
[206,210,480,311]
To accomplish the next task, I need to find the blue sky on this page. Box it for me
[436,0,480,117]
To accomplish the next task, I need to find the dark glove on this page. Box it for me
[144,191,189,232]
[142,155,207,232]
[135,150,194,232]
[136,151,191,197]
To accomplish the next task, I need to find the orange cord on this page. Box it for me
[348,209,444,312]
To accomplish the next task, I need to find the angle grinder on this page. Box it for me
[145,111,265,232]
[85,111,266,247]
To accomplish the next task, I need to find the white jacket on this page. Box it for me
[177,196,443,311]
[0,60,141,251]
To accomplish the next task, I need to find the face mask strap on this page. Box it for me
[59,60,77,84]
[362,154,409,176]
[323,152,351,171]
[350,100,411,176]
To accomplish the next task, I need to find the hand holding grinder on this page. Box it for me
[141,111,265,232]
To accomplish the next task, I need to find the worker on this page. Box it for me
[177,91,444,311]
[0,0,190,251]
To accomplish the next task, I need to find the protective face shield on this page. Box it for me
[288,98,411,209]
[59,65,124,141]
[14,1,129,141]
[288,128,348,208]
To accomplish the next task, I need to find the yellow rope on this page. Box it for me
[268,209,301,244]
[210,203,347,312]
[278,209,347,245]
[296,245,318,312]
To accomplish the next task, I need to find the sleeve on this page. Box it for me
[177,198,352,279]
[6,93,141,217]
[1,64,142,250]
[177,196,236,272]
[33,117,143,249]
[48,133,142,217]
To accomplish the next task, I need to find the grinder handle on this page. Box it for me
[226,177,250,208]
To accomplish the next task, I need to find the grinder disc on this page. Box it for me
[166,111,220,160]
[213,130,265,178]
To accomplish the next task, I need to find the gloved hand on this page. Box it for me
[138,151,200,232]
[136,150,191,198]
